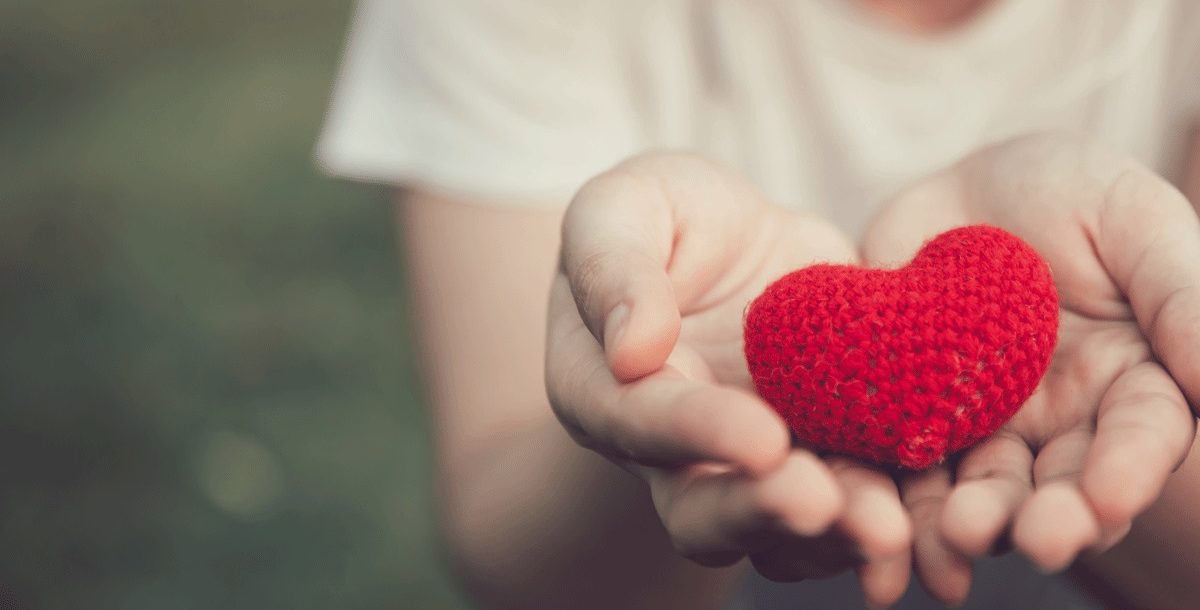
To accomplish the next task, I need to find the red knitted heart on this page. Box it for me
[744,225,1058,470]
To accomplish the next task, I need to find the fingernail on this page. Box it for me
[604,303,630,351]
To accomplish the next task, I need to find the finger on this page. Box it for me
[902,467,972,607]
[828,457,913,561]
[650,452,844,563]
[861,171,972,266]
[562,154,779,382]
[614,376,791,473]
[1094,521,1132,554]
[561,170,680,380]
[747,458,914,588]
[941,430,1034,556]
[858,553,913,610]
[546,279,790,473]
[825,460,915,607]
[1092,168,1200,410]
[1082,361,1196,528]
[592,375,791,473]
[1013,483,1100,573]
[1031,426,1092,487]
[1014,429,1100,572]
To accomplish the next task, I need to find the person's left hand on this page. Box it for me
[860,133,1200,605]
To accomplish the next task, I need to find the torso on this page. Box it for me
[608,1,1197,605]
[613,0,1198,236]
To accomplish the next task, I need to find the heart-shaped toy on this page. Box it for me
[743,225,1058,469]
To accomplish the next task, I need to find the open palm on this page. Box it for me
[547,153,913,606]
[861,134,1200,604]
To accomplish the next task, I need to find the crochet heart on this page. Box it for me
[743,225,1058,469]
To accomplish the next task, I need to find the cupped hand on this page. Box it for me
[862,133,1200,604]
[545,153,912,607]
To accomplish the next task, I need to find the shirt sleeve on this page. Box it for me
[315,0,641,205]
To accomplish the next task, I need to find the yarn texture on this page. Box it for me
[743,225,1059,470]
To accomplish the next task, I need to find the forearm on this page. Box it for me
[398,191,740,609]
[437,410,741,610]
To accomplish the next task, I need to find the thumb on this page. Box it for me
[561,172,681,382]
[562,250,680,382]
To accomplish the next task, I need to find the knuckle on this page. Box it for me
[662,518,702,558]
[903,493,944,520]
[567,250,614,322]
[546,389,598,451]
[559,418,597,450]
[654,478,714,559]
[544,338,624,452]
[754,481,838,535]
[750,481,796,524]
[1148,287,1200,365]
[567,164,654,223]
[960,467,1029,494]
[1101,159,1184,214]
[599,416,641,462]
[669,538,702,560]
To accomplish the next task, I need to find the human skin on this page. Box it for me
[1103,125,1200,609]
[401,156,914,609]
[397,128,1200,609]
[860,133,1200,606]
[856,0,996,32]
[398,195,737,610]
[548,155,914,602]
[394,2,1195,606]
[996,128,1200,610]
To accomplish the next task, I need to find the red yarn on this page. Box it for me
[743,225,1058,470]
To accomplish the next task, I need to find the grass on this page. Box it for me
[0,2,468,608]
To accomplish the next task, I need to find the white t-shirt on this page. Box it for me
[317,3,1197,607]
[317,0,1200,236]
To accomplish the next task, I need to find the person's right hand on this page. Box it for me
[545,153,913,607]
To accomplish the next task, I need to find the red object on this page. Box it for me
[743,225,1058,469]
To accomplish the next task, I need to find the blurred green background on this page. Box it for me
[1,1,468,608]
